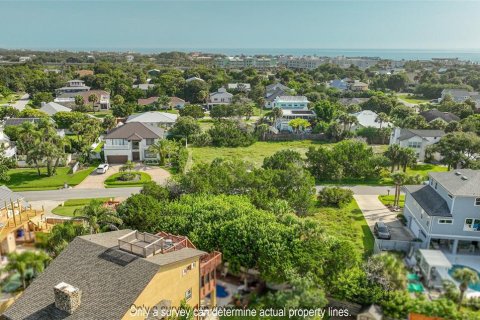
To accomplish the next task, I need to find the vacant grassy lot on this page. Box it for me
[378,195,405,208]
[52,198,110,217]
[313,200,374,257]
[6,166,96,191]
[104,172,151,188]
[398,94,430,104]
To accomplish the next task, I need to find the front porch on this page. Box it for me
[429,238,480,256]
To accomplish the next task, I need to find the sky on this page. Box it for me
[1,0,480,51]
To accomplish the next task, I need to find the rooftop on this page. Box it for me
[126,111,178,124]
[275,95,309,102]
[430,169,480,197]
[105,122,164,140]
[398,128,445,141]
[403,185,451,217]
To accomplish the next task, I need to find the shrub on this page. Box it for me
[318,187,353,207]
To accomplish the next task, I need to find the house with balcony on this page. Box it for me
[207,87,233,109]
[103,122,164,163]
[389,128,445,161]
[270,96,315,131]
[3,229,222,319]
[55,80,90,96]
[403,170,480,256]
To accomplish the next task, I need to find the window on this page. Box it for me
[439,219,453,224]
[408,141,422,148]
[435,182,438,190]
[185,288,192,301]
[146,138,154,146]
[464,218,480,231]
[475,198,480,206]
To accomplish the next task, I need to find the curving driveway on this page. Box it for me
[74,164,171,189]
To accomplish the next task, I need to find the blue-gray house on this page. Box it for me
[403,170,480,255]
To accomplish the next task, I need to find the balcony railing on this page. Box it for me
[200,251,222,275]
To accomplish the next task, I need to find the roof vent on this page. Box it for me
[455,171,462,176]
[54,282,81,314]
[461,176,468,180]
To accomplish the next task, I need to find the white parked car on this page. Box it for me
[96,163,109,174]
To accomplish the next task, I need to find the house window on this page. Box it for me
[464,218,480,231]
[146,138,154,146]
[475,198,480,206]
[185,288,192,301]
[408,141,422,148]
[439,219,453,224]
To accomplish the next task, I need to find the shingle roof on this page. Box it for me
[430,170,480,197]
[419,109,460,123]
[3,230,206,320]
[4,118,42,126]
[126,112,178,124]
[0,185,27,210]
[40,102,71,116]
[275,95,309,103]
[265,88,288,102]
[105,122,164,140]
[398,129,445,141]
[404,185,451,217]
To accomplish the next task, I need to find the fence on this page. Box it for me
[374,238,421,254]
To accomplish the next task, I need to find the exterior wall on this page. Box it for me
[104,139,159,162]
[273,101,308,109]
[430,196,480,238]
[403,194,431,244]
[122,257,201,320]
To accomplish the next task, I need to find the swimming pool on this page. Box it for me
[216,284,229,298]
[448,265,480,291]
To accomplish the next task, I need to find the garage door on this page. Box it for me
[107,155,128,164]
[409,219,421,238]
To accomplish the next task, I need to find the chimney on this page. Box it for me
[54,282,82,314]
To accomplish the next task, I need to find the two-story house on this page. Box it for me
[55,80,90,96]
[271,96,315,131]
[403,170,480,255]
[207,87,233,109]
[103,122,164,163]
[389,128,445,161]
[3,230,222,319]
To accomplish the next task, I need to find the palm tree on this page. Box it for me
[453,267,479,310]
[365,253,407,290]
[384,144,401,172]
[375,112,390,129]
[157,95,171,110]
[391,172,407,208]
[88,94,99,113]
[74,95,84,108]
[398,147,417,172]
[74,200,123,234]
[148,139,177,166]
[270,107,283,125]
[256,123,270,141]
[5,251,51,290]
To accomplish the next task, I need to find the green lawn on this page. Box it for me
[313,200,374,257]
[0,93,20,105]
[398,94,430,104]
[378,195,405,208]
[5,166,96,191]
[104,171,151,188]
[52,198,110,217]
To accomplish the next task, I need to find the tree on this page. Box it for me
[288,118,311,133]
[43,221,88,257]
[148,139,178,166]
[255,123,270,141]
[390,172,421,207]
[5,251,51,289]
[365,253,407,291]
[111,103,136,118]
[88,93,99,111]
[183,79,209,103]
[74,95,85,108]
[178,105,205,119]
[386,73,409,92]
[102,114,117,131]
[398,147,417,172]
[268,107,283,124]
[52,111,89,129]
[169,116,202,140]
[313,100,337,123]
[31,92,54,107]
[452,267,480,310]
[208,120,256,147]
[433,132,480,169]
[74,199,123,234]
[263,150,303,170]
[112,94,125,106]
[384,144,402,172]
[375,112,390,129]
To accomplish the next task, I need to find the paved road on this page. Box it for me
[11,93,30,111]
[18,187,142,201]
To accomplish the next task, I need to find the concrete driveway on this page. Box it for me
[354,194,414,241]
[74,164,171,189]
[12,93,30,111]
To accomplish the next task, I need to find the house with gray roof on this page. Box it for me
[40,101,71,116]
[351,110,392,131]
[126,111,178,128]
[419,109,460,124]
[3,229,222,319]
[403,170,480,255]
[103,122,165,163]
[389,127,445,161]
[440,88,480,109]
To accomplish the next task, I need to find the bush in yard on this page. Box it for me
[207,120,256,147]
[318,187,353,207]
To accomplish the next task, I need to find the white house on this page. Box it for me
[39,102,71,116]
[390,128,445,161]
[272,96,309,109]
[126,111,178,128]
[271,96,315,132]
[55,80,90,96]
[0,131,16,158]
[207,87,233,109]
[103,122,164,163]
[351,110,391,131]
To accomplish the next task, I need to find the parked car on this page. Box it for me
[374,221,391,240]
[96,163,109,174]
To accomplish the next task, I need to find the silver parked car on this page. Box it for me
[96,163,109,174]
[374,221,391,240]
